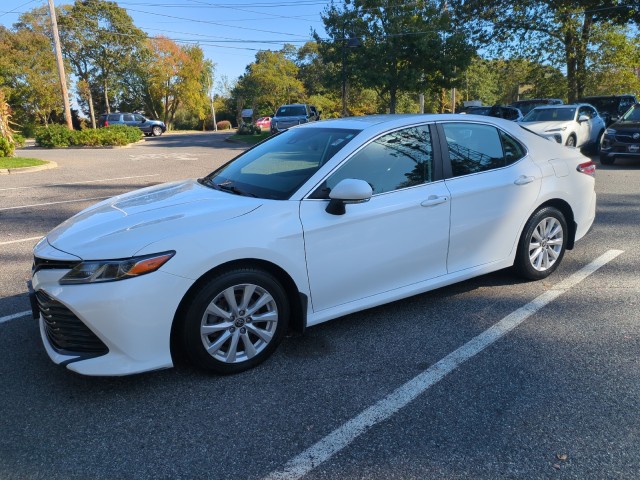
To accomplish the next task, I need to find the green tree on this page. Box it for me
[145,36,209,129]
[316,0,475,114]
[233,47,306,119]
[451,0,639,101]
[58,0,145,127]
[0,26,63,129]
[585,25,640,95]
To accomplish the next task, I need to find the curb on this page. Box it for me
[0,160,58,175]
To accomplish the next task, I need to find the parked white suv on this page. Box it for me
[520,104,605,150]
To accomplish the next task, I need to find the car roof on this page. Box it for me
[298,114,525,134]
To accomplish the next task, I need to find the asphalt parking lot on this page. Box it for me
[1,132,638,479]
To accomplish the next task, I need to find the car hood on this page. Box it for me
[610,120,640,132]
[521,121,572,133]
[45,179,261,259]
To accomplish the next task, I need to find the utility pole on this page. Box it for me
[47,0,73,130]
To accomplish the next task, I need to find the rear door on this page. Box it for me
[438,121,542,273]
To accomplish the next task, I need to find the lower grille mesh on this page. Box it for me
[36,290,108,356]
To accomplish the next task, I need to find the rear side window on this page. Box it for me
[123,114,135,122]
[107,114,120,122]
[443,123,525,177]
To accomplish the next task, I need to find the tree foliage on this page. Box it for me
[0,25,63,129]
[58,0,145,126]
[451,0,640,101]
[144,36,210,129]
[316,0,475,113]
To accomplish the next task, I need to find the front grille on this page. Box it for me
[33,256,80,274]
[614,134,640,144]
[36,290,108,356]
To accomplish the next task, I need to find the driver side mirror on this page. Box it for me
[325,178,373,215]
[578,114,589,123]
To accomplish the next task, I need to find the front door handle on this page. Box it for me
[514,175,535,185]
[421,195,449,207]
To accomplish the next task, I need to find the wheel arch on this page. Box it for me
[530,198,576,250]
[170,258,307,363]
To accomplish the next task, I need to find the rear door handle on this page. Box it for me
[421,195,449,207]
[514,175,535,185]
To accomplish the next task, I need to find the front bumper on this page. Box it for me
[32,268,193,376]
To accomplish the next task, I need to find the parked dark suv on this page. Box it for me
[98,112,166,136]
[270,104,318,133]
[577,95,638,126]
[509,98,564,115]
[599,103,640,165]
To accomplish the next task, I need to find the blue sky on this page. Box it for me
[0,0,329,90]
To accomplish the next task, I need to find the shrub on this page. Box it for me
[13,133,25,148]
[237,123,262,135]
[0,137,14,157]
[35,124,73,148]
[35,124,142,148]
[216,120,232,130]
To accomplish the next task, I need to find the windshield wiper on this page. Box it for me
[216,181,257,197]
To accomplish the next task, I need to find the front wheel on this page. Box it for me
[152,126,163,136]
[565,135,576,147]
[180,268,289,374]
[514,207,568,280]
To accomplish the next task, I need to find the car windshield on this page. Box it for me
[276,106,307,117]
[522,108,575,122]
[200,127,360,200]
[620,105,640,121]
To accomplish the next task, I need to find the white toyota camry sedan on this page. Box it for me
[30,115,597,376]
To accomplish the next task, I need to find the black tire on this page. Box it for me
[599,153,615,165]
[593,130,604,154]
[152,126,163,136]
[514,207,568,280]
[180,268,289,374]
[565,135,576,147]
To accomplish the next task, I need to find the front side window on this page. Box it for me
[319,125,433,196]
[201,128,359,200]
[134,114,145,122]
[443,123,524,177]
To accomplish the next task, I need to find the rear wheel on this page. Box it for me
[181,268,289,374]
[514,207,567,280]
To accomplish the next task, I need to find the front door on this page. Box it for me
[299,124,451,313]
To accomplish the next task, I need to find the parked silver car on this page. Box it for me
[270,104,318,133]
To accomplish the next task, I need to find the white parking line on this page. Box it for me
[0,174,160,192]
[0,196,112,211]
[0,311,31,325]
[0,236,42,246]
[264,249,624,480]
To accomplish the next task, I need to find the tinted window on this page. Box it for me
[276,106,307,117]
[107,114,120,122]
[523,108,575,122]
[134,114,145,122]
[323,125,433,195]
[123,114,135,122]
[443,123,522,177]
[202,128,359,200]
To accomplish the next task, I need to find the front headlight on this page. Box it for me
[60,251,175,285]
